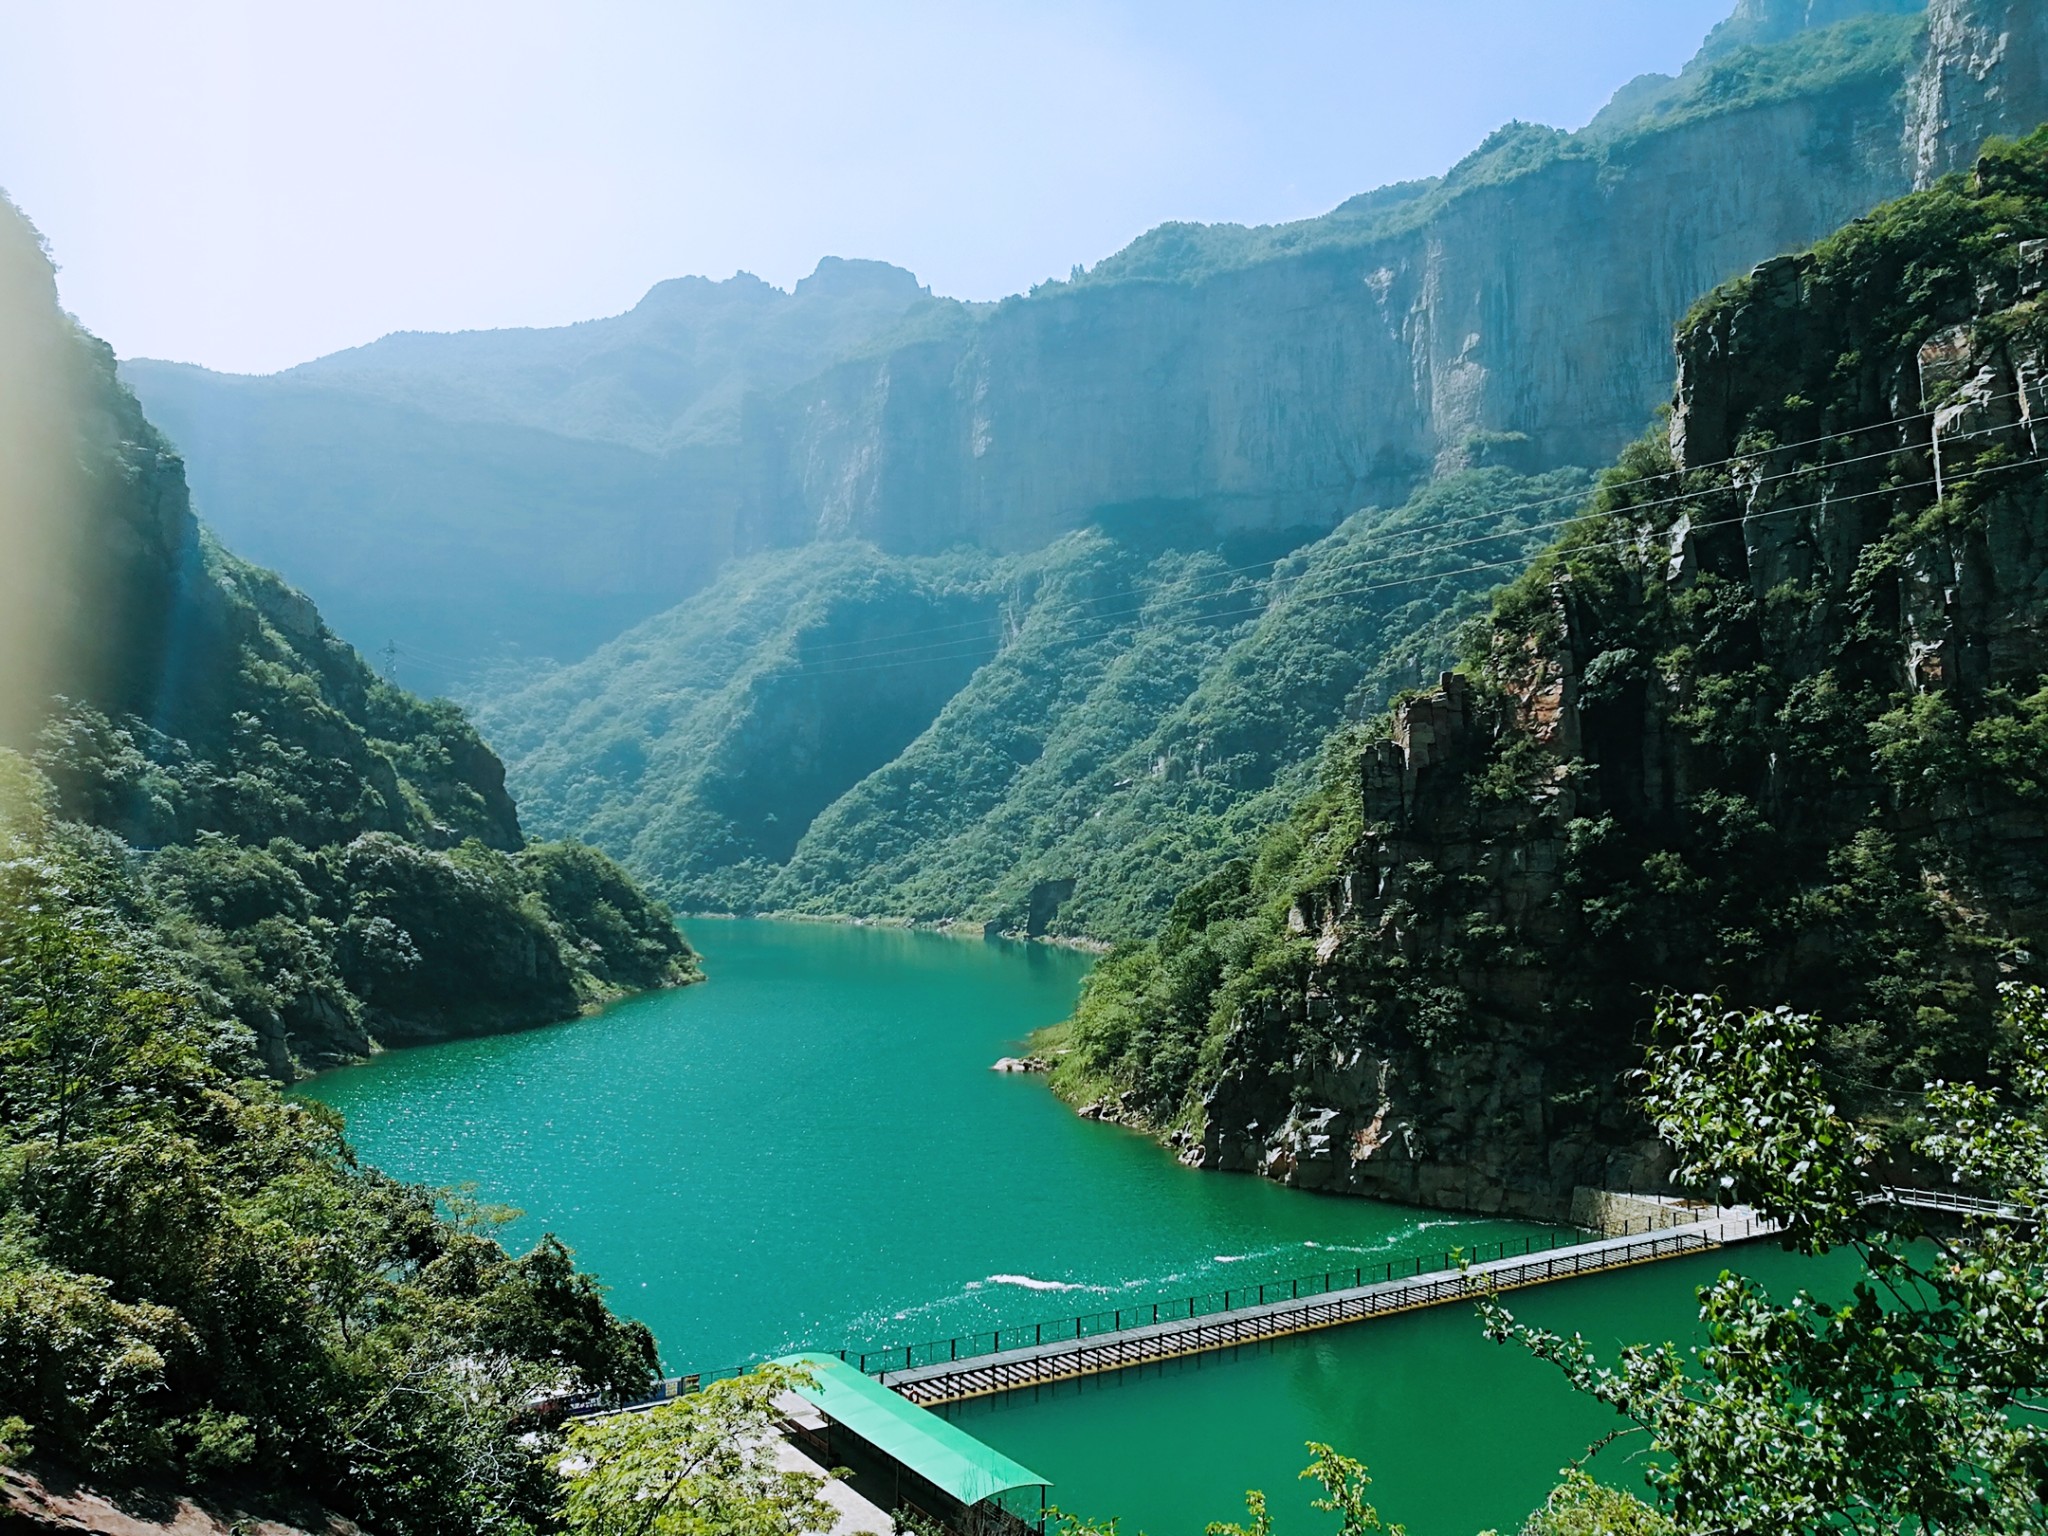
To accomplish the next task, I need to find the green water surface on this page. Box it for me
[945,1241,1860,1535]
[306,918,1841,1534]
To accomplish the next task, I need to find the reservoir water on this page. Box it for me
[308,917,1844,1534]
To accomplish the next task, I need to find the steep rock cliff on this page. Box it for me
[122,2,2047,674]
[1060,133,2048,1218]
[1908,0,2048,184]
[752,14,1932,556]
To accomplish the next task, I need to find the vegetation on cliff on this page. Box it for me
[0,760,659,1534]
[1073,9,1928,291]
[0,190,696,1076]
[482,467,1592,936]
[1050,130,2048,1206]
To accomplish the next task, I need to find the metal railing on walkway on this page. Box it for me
[1880,1185,2034,1222]
[845,1225,1613,1376]
[590,1183,2048,1417]
[878,1217,1764,1405]
[602,1208,1776,1416]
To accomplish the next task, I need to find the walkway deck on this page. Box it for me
[603,1184,2042,1419]
[880,1212,1769,1406]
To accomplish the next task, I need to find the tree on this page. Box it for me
[0,759,661,1535]
[1506,1472,1673,1536]
[560,1366,839,1536]
[1484,986,2048,1534]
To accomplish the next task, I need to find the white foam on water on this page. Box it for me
[986,1273,1084,1292]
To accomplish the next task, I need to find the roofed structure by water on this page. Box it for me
[773,1352,1048,1517]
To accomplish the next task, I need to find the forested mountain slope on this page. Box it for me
[122,0,2042,676]
[0,193,694,1075]
[481,0,2048,940]
[0,192,693,1533]
[123,258,939,667]
[482,466,1595,934]
[1048,131,2048,1220]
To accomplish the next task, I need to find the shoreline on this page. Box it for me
[673,907,1114,955]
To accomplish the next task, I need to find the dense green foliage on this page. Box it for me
[31,542,523,854]
[483,468,1591,938]
[1506,1475,1673,1536]
[1040,722,1371,1123]
[559,1366,836,1536]
[0,761,659,1533]
[24,552,697,1075]
[480,540,1002,913]
[1489,987,2048,1532]
[1051,130,2048,1132]
[0,194,697,1075]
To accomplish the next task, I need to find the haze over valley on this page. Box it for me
[5,1,2048,1532]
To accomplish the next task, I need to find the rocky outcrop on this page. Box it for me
[1181,138,2048,1220]
[1,1467,363,1536]
[1907,0,2048,185]
[1192,672,1679,1218]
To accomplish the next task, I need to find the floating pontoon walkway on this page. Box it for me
[878,1212,1768,1406]
[619,1189,2024,1418]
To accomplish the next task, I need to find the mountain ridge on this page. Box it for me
[121,1,2016,673]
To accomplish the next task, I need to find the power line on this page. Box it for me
[784,387,2030,663]
[348,391,2036,692]
[773,448,2044,684]
[770,414,2036,679]
[764,394,2034,674]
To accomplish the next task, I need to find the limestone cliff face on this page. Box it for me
[737,0,2048,559]
[1184,145,2048,1219]
[1908,0,2048,184]
[122,2,2048,672]
[751,62,1930,555]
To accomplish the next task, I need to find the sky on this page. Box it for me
[0,1,1736,375]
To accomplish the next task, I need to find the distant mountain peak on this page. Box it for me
[632,268,780,317]
[793,255,929,302]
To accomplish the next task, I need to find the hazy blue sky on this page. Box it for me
[0,1,1734,374]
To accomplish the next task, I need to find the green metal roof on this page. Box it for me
[772,1353,1049,1507]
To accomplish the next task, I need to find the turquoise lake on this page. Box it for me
[307,917,1847,1533]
